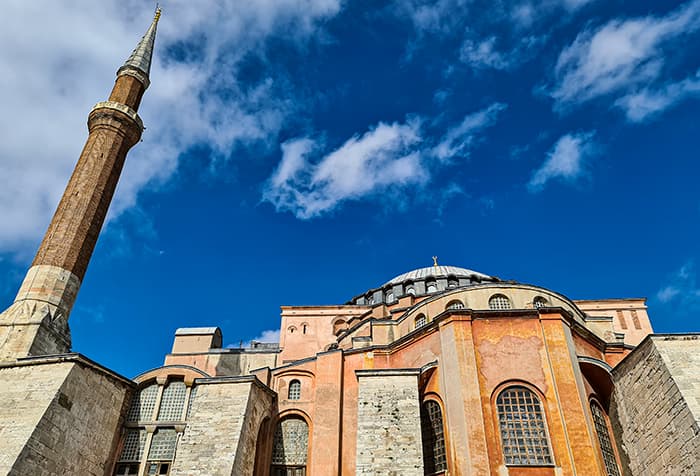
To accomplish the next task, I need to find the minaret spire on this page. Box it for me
[0,11,161,360]
[117,6,161,89]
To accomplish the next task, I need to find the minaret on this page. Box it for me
[0,9,161,360]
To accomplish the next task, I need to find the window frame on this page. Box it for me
[420,397,448,475]
[493,382,555,467]
[589,398,622,476]
[414,314,428,329]
[489,294,512,311]
[288,379,302,400]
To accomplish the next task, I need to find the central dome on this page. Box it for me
[383,265,492,286]
[349,264,500,305]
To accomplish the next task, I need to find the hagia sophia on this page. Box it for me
[0,9,697,476]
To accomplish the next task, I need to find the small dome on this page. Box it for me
[383,266,492,286]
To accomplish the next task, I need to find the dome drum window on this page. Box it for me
[446,300,465,310]
[415,314,428,329]
[533,296,548,309]
[489,294,512,311]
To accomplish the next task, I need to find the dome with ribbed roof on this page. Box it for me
[349,264,500,305]
[384,265,492,286]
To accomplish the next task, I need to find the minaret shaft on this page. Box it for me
[0,11,159,360]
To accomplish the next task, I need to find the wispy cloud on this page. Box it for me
[528,131,596,192]
[264,104,506,218]
[549,0,700,110]
[655,262,700,313]
[459,36,544,71]
[432,103,507,160]
[615,71,700,122]
[0,0,341,256]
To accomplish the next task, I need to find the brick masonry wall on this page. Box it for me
[610,335,700,475]
[355,369,424,476]
[0,358,131,476]
[171,377,274,476]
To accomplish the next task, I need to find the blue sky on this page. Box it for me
[1,0,699,377]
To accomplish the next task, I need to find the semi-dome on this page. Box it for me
[384,265,493,286]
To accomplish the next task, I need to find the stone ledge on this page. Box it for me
[1,352,134,387]
[355,368,420,378]
[193,374,277,397]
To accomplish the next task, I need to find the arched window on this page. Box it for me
[288,326,296,334]
[288,380,301,400]
[489,294,512,310]
[426,280,438,293]
[533,296,548,309]
[117,378,195,476]
[157,380,187,421]
[421,400,447,474]
[496,386,552,465]
[415,314,427,329]
[126,383,158,422]
[386,291,395,303]
[447,277,459,288]
[271,417,309,475]
[590,401,621,476]
[407,286,416,296]
[367,294,375,305]
[446,300,464,310]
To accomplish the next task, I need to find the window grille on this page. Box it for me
[496,386,553,465]
[415,314,427,328]
[115,463,140,475]
[421,400,447,474]
[489,294,512,310]
[157,381,187,421]
[288,380,301,400]
[186,386,198,420]
[446,300,464,310]
[591,402,620,476]
[533,297,548,309]
[119,429,146,462]
[271,418,309,466]
[148,428,178,461]
[127,384,159,422]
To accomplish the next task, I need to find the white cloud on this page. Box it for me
[528,131,595,192]
[432,103,507,160]
[264,103,506,218]
[0,0,341,256]
[550,0,700,108]
[655,262,700,311]
[615,71,700,122]
[251,329,281,344]
[264,120,426,219]
[459,35,544,71]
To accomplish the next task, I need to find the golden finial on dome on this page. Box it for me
[432,256,439,267]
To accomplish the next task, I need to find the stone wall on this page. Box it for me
[610,334,700,475]
[171,376,275,476]
[355,369,423,476]
[0,355,132,476]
